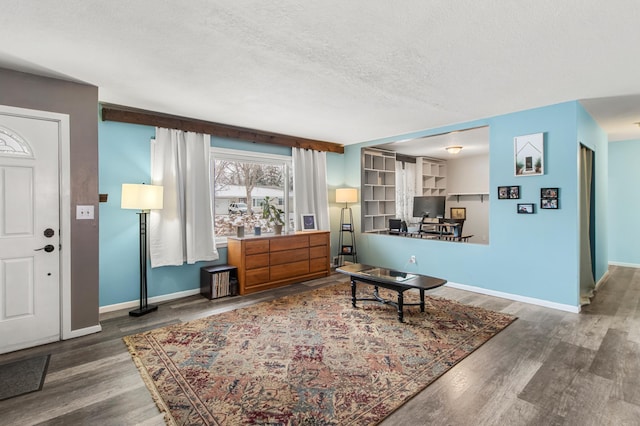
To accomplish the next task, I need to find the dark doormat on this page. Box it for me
[0,354,51,401]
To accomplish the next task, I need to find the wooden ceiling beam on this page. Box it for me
[101,104,344,154]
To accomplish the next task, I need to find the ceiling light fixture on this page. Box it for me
[445,146,463,154]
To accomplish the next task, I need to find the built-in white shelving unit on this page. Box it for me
[416,157,447,196]
[362,148,396,233]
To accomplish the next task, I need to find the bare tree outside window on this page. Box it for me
[211,152,291,240]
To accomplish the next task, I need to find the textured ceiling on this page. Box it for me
[1,1,639,144]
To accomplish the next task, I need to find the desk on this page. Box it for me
[420,221,462,238]
[336,263,447,322]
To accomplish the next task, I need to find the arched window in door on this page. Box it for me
[0,125,33,157]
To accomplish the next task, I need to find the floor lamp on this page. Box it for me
[336,188,358,266]
[121,183,164,317]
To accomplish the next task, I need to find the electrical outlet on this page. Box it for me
[76,205,94,220]
[409,255,416,264]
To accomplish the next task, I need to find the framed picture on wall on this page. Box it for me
[498,186,509,199]
[498,185,520,199]
[301,214,317,231]
[540,187,559,209]
[514,132,544,176]
[450,207,466,220]
[541,187,558,198]
[541,198,559,209]
[517,203,535,214]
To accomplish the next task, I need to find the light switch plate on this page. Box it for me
[76,205,94,220]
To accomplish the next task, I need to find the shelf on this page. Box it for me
[448,192,490,202]
[362,148,397,233]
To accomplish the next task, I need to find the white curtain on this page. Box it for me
[149,128,219,267]
[292,148,330,230]
[395,161,416,223]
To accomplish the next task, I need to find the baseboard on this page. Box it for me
[99,288,201,314]
[62,324,102,340]
[595,270,611,292]
[445,282,581,313]
[608,261,640,269]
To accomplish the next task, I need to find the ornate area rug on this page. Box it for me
[124,283,516,425]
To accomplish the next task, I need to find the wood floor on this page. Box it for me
[1,266,639,425]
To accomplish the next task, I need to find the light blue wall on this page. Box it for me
[98,118,291,307]
[339,101,606,307]
[99,120,159,306]
[608,139,640,265]
[100,101,607,309]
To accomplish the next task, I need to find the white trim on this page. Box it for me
[64,324,102,339]
[99,288,201,314]
[0,105,73,340]
[608,261,640,269]
[445,281,581,313]
[595,269,611,291]
[211,146,292,164]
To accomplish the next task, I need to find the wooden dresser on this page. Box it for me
[227,231,331,295]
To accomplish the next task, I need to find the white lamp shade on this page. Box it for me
[445,146,463,154]
[121,184,164,210]
[336,188,358,203]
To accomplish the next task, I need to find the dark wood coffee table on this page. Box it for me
[336,263,447,322]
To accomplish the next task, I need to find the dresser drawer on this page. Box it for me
[246,267,270,286]
[246,253,269,269]
[309,233,328,247]
[270,235,308,252]
[310,257,328,273]
[270,260,309,281]
[270,249,309,266]
[309,245,327,259]
[245,240,269,255]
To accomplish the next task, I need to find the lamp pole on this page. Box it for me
[129,210,157,316]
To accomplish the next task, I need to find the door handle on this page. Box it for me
[34,245,55,253]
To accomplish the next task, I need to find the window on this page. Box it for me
[211,147,292,243]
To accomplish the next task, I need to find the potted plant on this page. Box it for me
[261,196,285,234]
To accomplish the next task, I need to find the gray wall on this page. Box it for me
[0,68,99,331]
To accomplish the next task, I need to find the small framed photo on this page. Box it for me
[498,186,509,199]
[301,214,317,231]
[341,223,352,231]
[517,203,535,214]
[509,186,520,199]
[341,245,353,254]
[450,207,466,220]
[541,187,558,198]
[541,198,559,209]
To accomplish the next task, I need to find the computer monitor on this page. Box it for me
[412,196,445,218]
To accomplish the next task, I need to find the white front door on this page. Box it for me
[0,108,61,354]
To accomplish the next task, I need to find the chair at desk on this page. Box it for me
[448,218,465,238]
[441,219,468,241]
[389,218,402,234]
[389,218,407,234]
[418,216,439,235]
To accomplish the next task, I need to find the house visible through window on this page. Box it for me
[211,147,293,243]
